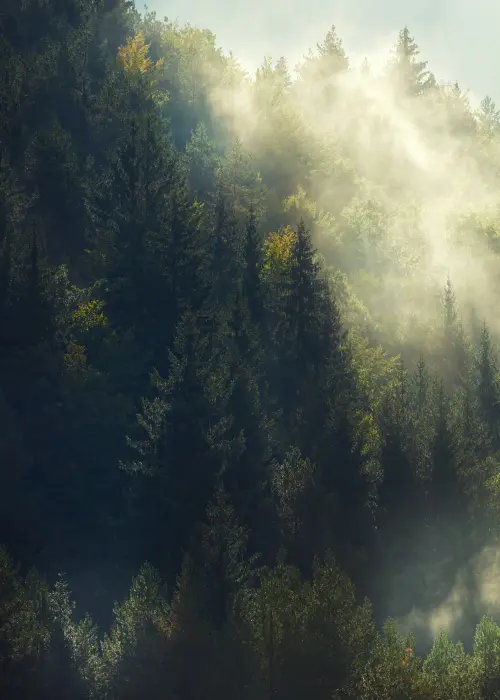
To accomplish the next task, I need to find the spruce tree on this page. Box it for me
[389,26,435,96]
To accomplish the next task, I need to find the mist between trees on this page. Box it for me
[3,1,500,697]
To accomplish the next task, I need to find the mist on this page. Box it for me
[9,0,500,694]
[204,32,500,354]
[168,20,500,648]
[395,538,500,652]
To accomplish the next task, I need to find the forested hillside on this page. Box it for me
[3,1,500,697]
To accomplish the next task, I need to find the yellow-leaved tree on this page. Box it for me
[261,226,296,279]
[117,31,167,105]
[117,30,162,75]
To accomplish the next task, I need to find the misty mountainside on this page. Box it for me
[4,0,500,698]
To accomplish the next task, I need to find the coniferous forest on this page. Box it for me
[5,1,500,697]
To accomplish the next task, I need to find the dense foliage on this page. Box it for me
[2,1,500,697]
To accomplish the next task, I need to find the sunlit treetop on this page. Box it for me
[117,30,165,76]
[262,226,297,277]
[71,299,108,333]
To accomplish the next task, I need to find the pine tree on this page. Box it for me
[389,26,435,96]
[289,219,321,374]
[101,564,170,700]
[185,121,221,202]
[243,207,264,327]
[297,24,348,86]
[476,323,500,447]
[123,309,240,572]
[378,376,420,530]
[170,183,210,315]
[215,138,265,220]
[441,276,470,389]
[271,219,323,434]
[431,380,462,517]
[270,446,318,570]
[477,96,500,141]
[206,194,241,317]
[441,82,477,137]
[90,105,175,350]
[167,491,257,700]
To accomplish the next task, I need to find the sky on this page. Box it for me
[143,0,500,105]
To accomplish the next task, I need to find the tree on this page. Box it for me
[476,96,500,142]
[185,121,221,202]
[476,323,500,447]
[123,309,241,573]
[430,380,462,518]
[474,616,500,699]
[378,371,421,532]
[238,553,375,700]
[166,491,258,700]
[266,220,325,437]
[389,26,435,96]
[422,630,480,699]
[441,276,470,389]
[243,207,264,326]
[296,24,348,89]
[101,564,170,700]
[206,194,241,317]
[215,138,266,221]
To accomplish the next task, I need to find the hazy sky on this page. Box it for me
[144,0,500,104]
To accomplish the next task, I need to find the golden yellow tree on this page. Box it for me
[262,226,297,278]
[117,31,165,77]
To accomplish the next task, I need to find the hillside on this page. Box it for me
[2,1,500,697]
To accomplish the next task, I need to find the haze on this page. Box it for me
[6,1,500,694]
[146,0,500,103]
[138,0,500,643]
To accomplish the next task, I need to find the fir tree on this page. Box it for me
[389,26,435,96]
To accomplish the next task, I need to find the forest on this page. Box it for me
[3,0,500,697]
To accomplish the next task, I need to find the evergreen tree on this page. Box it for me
[476,323,500,447]
[389,26,435,96]
[269,219,325,440]
[441,276,470,389]
[296,24,349,88]
[3,2,500,694]
[243,207,264,326]
[477,96,500,141]
[123,309,241,573]
[185,121,221,202]
[101,564,170,700]
[206,194,241,317]
[430,380,462,517]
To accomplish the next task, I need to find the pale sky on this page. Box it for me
[143,0,500,105]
